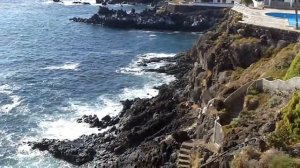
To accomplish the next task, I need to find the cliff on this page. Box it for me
[31,9,300,167]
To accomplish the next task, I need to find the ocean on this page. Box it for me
[0,0,199,167]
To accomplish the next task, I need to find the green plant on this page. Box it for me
[268,92,300,148]
[230,147,260,168]
[284,53,300,80]
[270,154,297,168]
[230,117,240,127]
[247,87,259,95]
[259,149,298,168]
[268,96,282,108]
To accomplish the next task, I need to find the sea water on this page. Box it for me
[0,0,199,167]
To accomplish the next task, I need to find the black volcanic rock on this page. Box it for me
[70,7,227,32]
[31,139,96,165]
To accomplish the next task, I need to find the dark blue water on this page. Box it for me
[0,0,199,167]
[266,12,299,27]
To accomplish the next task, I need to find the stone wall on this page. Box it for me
[223,81,254,108]
[213,118,224,146]
[249,77,300,93]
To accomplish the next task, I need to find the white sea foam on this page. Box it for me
[149,34,157,37]
[31,53,176,144]
[0,95,21,113]
[119,85,159,99]
[38,119,99,140]
[0,84,21,113]
[43,63,79,70]
[69,96,123,118]
[118,53,176,75]
[45,0,97,6]
[15,138,72,168]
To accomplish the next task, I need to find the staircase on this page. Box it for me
[177,140,194,168]
[177,139,219,168]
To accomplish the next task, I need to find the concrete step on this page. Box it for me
[178,159,190,165]
[178,153,190,160]
[179,148,191,155]
[181,143,194,149]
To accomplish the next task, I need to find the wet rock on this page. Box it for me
[102,115,112,123]
[31,139,96,166]
[77,115,102,128]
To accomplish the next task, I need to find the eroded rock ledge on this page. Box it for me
[70,6,228,31]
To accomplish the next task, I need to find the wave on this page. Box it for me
[28,53,176,144]
[38,119,100,140]
[45,0,98,6]
[43,63,79,70]
[0,84,21,113]
[118,53,176,75]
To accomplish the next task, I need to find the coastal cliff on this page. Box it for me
[32,9,300,167]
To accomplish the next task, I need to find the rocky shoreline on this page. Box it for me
[31,52,195,167]
[70,6,228,32]
[31,8,300,167]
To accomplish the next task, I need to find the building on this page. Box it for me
[264,0,300,9]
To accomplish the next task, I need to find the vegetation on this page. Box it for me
[230,147,260,168]
[241,0,253,6]
[230,43,300,83]
[233,37,260,45]
[259,149,298,168]
[284,53,300,80]
[268,96,282,108]
[270,154,297,168]
[268,92,300,149]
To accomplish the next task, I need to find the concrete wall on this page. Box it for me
[224,81,253,107]
[213,118,224,146]
[249,77,300,93]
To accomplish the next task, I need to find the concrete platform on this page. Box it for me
[232,4,300,32]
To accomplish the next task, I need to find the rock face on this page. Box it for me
[31,9,300,167]
[70,6,228,32]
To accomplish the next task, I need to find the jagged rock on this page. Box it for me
[172,131,190,143]
[244,96,259,111]
[218,71,231,84]
[101,115,112,123]
[70,7,227,32]
[31,139,96,165]
[237,28,245,36]
[277,40,288,49]
[77,115,102,128]
[259,122,275,133]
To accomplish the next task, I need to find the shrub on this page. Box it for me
[268,92,300,148]
[270,154,297,168]
[268,96,282,108]
[259,149,298,168]
[284,53,300,80]
[230,147,260,168]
